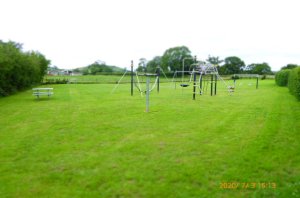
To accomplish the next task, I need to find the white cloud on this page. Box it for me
[1,0,299,71]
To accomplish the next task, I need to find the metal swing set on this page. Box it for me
[172,58,235,99]
[112,61,167,112]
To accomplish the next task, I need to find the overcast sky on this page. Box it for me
[1,0,299,71]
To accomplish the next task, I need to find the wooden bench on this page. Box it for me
[32,88,53,98]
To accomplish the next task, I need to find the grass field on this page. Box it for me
[44,74,173,84]
[0,79,299,197]
[43,74,233,84]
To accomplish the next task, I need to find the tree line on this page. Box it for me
[136,46,273,75]
[0,40,50,96]
[76,60,125,75]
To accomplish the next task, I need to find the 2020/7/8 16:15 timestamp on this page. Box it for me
[220,182,277,189]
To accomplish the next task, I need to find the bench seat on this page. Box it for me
[33,92,53,96]
[32,88,54,98]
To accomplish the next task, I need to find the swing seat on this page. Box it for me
[180,84,189,87]
[228,86,235,92]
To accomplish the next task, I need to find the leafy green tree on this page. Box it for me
[0,40,50,96]
[220,56,245,74]
[161,46,193,71]
[207,55,224,74]
[281,64,298,70]
[90,62,113,74]
[246,63,272,75]
[206,55,223,65]
[138,58,147,67]
[136,58,147,72]
[82,61,124,75]
[146,56,161,72]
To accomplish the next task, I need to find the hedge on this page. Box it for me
[0,40,50,97]
[275,69,291,86]
[288,67,300,100]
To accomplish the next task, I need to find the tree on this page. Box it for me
[206,55,223,65]
[160,46,193,71]
[0,40,50,96]
[82,61,113,75]
[281,64,298,70]
[207,55,224,74]
[81,61,124,75]
[220,56,245,74]
[136,58,147,72]
[146,56,161,72]
[246,63,272,75]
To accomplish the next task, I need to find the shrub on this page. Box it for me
[43,78,68,84]
[275,69,291,86]
[232,75,240,80]
[288,67,300,100]
[0,40,50,96]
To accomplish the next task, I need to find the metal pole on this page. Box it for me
[174,71,177,89]
[214,74,217,95]
[211,74,213,96]
[146,76,150,112]
[193,70,196,100]
[182,59,184,84]
[256,76,258,89]
[200,73,203,95]
[131,60,133,96]
[182,57,194,83]
[156,66,160,93]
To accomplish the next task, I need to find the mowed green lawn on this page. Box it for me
[0,79,299,197]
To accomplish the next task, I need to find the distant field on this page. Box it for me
[43,74,267,84]
[44,74,133,84]
[0,79,299,197]
[44,74,172,84]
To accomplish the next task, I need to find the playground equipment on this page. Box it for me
[173,59,235,99]
[197,63,235,96]
[113,58,241,111]
[112,61,161,112]
[130,61,160,96]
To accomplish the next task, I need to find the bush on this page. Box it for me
[232,75,240,80]
[43,78,68,84]
[288,67,300,100]
[0,40,50,96]
[275,69,291,86]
